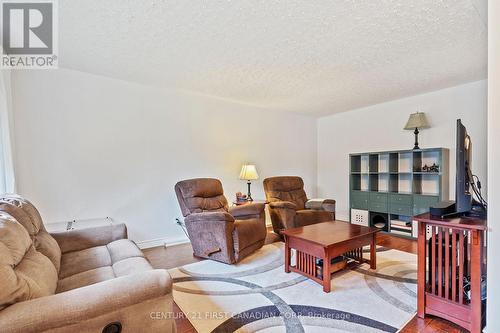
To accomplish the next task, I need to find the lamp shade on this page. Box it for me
[404,112,430,130]
[239,164,259,180]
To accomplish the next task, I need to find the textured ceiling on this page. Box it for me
[59,0,487,116]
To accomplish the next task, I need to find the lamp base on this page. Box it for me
[247,181,253,201]
[413,127,420,150]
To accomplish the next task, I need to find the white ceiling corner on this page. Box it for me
[58,0,487,116]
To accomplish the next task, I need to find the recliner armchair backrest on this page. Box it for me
[175,178,229,217]
[263,176,308,210]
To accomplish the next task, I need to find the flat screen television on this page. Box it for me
[455,119,472,214]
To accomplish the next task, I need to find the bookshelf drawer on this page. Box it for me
[351,191,369,210]
[369,192,388,204]
[389,203,413,216]
[369,201,388,213]
[389,193,413,205]
[413,195,439,215]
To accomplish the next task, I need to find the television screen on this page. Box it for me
[455,119,472,213]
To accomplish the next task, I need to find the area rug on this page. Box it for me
[169,243,417,333]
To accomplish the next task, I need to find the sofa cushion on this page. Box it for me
[0,215,58,310]
[0,195,61,273]
[295,210,333,228]
[112,257,153,277]
[59,245,112,279]
[57,239,152,292]
[56,266,115,293]
[107,238,144,263]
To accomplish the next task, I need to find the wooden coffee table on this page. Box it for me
[283,220,379,293]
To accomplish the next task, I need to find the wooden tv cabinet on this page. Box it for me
[415,213,486,333]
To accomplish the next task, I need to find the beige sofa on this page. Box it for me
[0,195,176,333]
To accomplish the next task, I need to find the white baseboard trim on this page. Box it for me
[136,236,189,249]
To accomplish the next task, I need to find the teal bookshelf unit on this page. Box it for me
[349,148,449,239]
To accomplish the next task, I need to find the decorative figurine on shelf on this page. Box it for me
[236,192,248,203]
[422,163,440,173]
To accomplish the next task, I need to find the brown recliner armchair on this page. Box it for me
[175,178,267,264]
[263,176,336,235]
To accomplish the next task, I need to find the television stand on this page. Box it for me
[415,213,487,333]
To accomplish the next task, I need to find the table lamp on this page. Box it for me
[404,111,430,149]
[239,164,259,201]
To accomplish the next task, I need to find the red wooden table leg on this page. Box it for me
[417,221,426,319]
[370,233,376,269]
[470,230,482,333]
[284,236,291,273]
[322,249,331,293]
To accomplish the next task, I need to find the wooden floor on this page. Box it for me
[144,231,467,333]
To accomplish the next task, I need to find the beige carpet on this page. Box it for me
[169,243,417,333]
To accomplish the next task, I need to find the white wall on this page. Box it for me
[11,69,317,246]
[317,80,487,221]
[487,0,500,331]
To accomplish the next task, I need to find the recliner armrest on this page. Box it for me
[185,211,235,223]
[0,270,172,333]
[269,201,297,210]
[51,223,128,254]
[229,203,265,219]
[305,199,336,212]
[184,212,236,263]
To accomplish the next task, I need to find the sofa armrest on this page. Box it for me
[305,199,336,212]
[51,223,128,253]
[0,270,172,333]
[269,201,297,210]
[229,203,265,219]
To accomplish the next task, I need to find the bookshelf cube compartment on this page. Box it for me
[389,153,399,173]
[351,209,369,227]
[350,155,361,173]
[370,212,389,232]
[413,174,440,195]
[422,150,441,172]
[369,154,379,173]
[398,173,412,193]
[413,150,441,172]
[369,174,379,191]
[378,173,389,192]
[379,154,389,173]
[360,155,369,173]
[360,174,369,191]
[351,174,370,192]
[389,174,399,193]
[399,152,412,173]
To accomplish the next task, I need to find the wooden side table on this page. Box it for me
[415,213,486,333]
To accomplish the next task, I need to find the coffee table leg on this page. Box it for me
[284,236,291,273]
[323,250,331,293]
[370,233,376,270]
